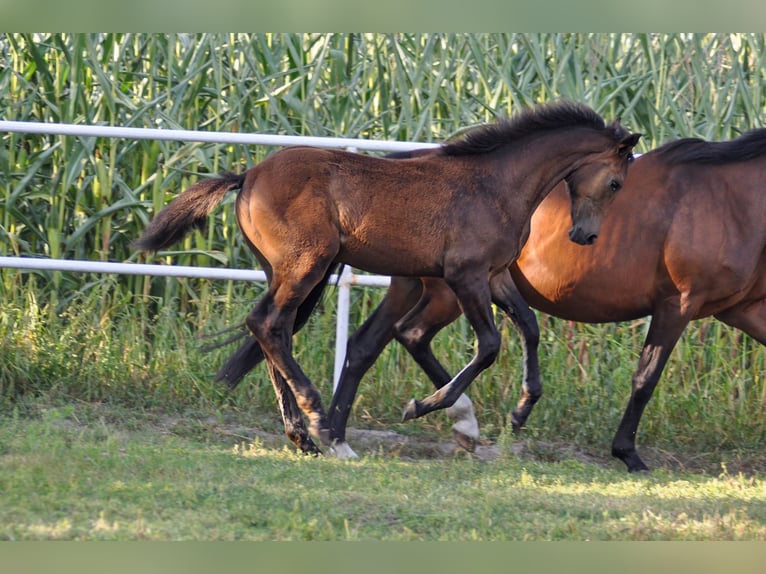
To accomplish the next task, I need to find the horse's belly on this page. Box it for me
[511,263,654,323]
[337,240,443,277]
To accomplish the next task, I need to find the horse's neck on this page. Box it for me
[499,133,597,215]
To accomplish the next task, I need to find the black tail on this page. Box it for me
[215,262,342,389]
[132,172,246,252]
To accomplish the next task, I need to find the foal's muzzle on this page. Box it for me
[568,226,599,245]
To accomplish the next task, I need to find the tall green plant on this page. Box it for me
[0,34,763,459]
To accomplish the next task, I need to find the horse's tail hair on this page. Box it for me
[132,171,246,252]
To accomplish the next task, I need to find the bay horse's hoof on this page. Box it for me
[328,441,359,460]
[613,447,651,473]
[453,429,477,453]
[402,399,420,421]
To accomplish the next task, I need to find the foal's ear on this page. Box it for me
[618,132,642,156]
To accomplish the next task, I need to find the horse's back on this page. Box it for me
[241,146,459,276]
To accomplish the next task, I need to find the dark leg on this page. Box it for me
[403,270,500,419]
[247,265,334,447]
[217,264,340,389]
[487,270,542,431]
[327,277,423,455]
[266,361,321,455]
[393,278,478,451]
[393,279,461,386]
[611,306,691,472]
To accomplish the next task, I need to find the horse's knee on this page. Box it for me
[343,338,376,375]
[524,321,540,349]
[630,372,658,405]
[394,322,428,353]
[245,308,266,339]
[477,330,501,368]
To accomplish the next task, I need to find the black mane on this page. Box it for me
[442,101,607,157]
[653,128,766,164]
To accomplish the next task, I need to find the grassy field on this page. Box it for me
[0,34,764,540]
[1,401,764,541]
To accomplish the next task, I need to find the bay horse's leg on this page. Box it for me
[486,270,543,431]
[393,279,480,451]
[216,264,341,390]
[328,277,423,458]
[265,361,321,455]
[715,298,766,345]
[402,270,501,420]
[246,262,335,447]
[612,305,691,472]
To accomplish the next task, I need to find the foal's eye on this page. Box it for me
[610,179,622,192]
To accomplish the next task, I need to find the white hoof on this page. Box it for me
[328,441,359,460]
[446,394,480,440]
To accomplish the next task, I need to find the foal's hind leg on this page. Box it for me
[266,362,321,455]
[217,264,340,390]
[247,263,336,447]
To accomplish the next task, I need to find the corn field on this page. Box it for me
[0,33,763,464]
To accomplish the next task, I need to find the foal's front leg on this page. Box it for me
[488,270,543,431]
[393,279,479,450]
[328,276,424,457]
[402,271,500,420]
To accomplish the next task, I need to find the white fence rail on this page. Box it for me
[0,120,440,388]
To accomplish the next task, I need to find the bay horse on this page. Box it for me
[134,101,640,455]
[324,129,766,472]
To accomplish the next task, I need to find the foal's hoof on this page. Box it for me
[309,423,332,447]
[510,413,526,434]
[402,399,420,421]
[302,444,322,457]
[453,429,477,453]
[297,438,322,457]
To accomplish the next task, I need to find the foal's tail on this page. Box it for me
[132,172,246,252]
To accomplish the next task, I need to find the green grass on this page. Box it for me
[0,34,764,540]
[0,281,763,476]
[0,403,764,541]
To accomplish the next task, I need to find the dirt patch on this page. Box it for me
[158,414,765,476]
[195,418,618,468]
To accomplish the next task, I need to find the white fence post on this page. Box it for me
[333,265,353,390]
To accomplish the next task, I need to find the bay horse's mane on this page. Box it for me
[441,101,607,157]
[653,128,766,165]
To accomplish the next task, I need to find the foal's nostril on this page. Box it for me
[568,227,599,245]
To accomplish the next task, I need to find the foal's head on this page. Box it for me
[564,119,641,245]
